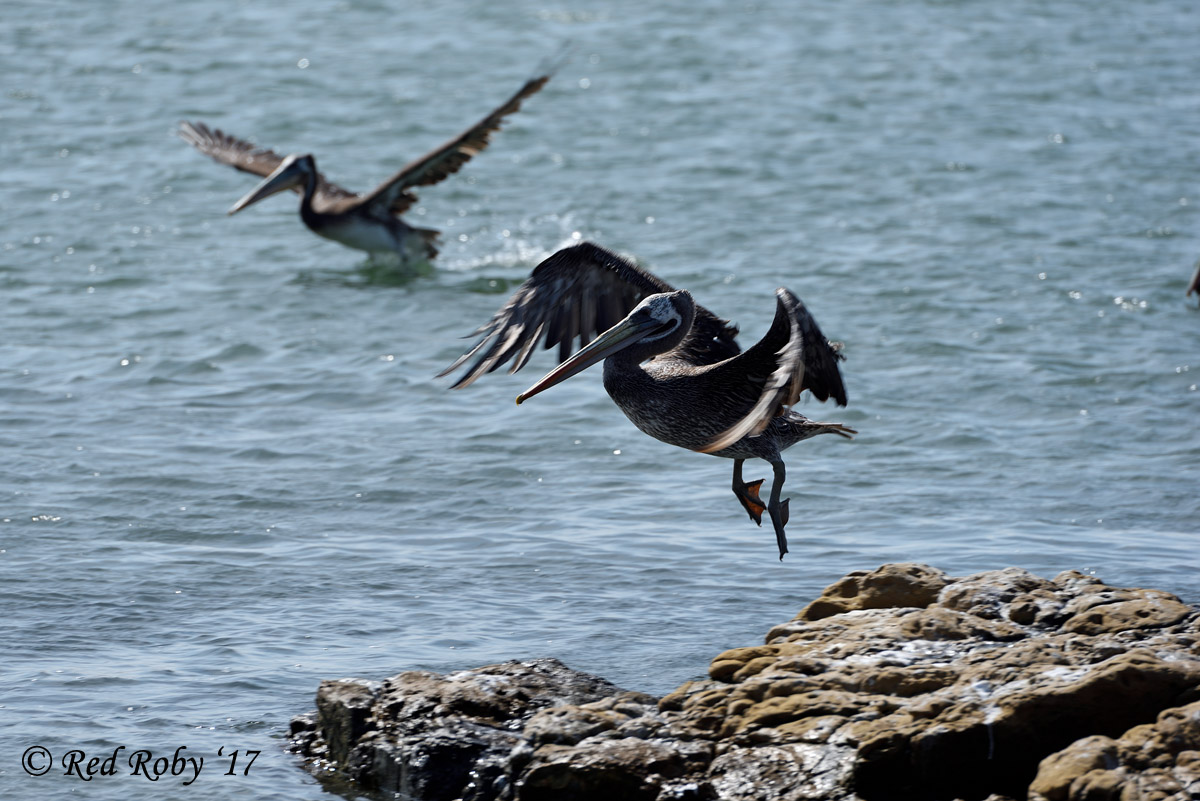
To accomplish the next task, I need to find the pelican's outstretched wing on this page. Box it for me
[360,50,567,217]
[442,242,739,388]
[700,288,847,453]
[178,121,359,208]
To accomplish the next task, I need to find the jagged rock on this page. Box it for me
[1028,699,1200,800]
[316,679,378,766]
[290,565,1200,800]
[292,658,629,800]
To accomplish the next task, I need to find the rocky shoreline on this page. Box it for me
[288,564,1200,800]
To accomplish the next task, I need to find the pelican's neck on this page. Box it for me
[295,168,322,229]
[599,296,696,402]
[602,352,656,410]
[299,169,318,211]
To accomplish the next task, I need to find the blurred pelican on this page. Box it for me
[179,55,563,264]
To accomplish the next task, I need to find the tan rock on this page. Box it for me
[1062,594,1192,635]
[938,566,1058,620]
[1028,735,1119,800]
[792,562,948,622]
[1066,768,1124,800]
[708,644,779,681]
[1029,699,1200,800]
[896,605,1026,641]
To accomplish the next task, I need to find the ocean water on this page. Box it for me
[2,0,1198,798]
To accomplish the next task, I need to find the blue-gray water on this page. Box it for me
[3,1,1198,798]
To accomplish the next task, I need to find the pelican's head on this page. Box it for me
[515,290,694,405]
[228,153,316,215]
[626,291,692,341]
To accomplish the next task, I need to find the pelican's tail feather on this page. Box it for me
[415,227,440,260]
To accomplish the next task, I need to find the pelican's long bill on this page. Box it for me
[515,312,668,405]
[228,156,305,215]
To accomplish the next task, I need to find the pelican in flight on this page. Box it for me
[179,62,558,263]
[442,242,854,559]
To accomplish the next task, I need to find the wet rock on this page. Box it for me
[707,743,856,801]
[290,566,1200,800]
[316,679,378,766]
[520,737,711,801]
[291,658,628,800]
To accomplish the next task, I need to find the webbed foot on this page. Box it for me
[770,498,790,560]
[733,478,766,525]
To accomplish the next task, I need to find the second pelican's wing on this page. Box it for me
[359,53,563,217]
[178,121,359,208]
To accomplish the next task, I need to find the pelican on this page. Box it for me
[442,242,855,559]
[178,61,559,263]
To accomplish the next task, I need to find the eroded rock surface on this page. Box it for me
[290,564,1200,800]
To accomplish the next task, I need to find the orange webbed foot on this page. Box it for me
[734,478,766,525]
